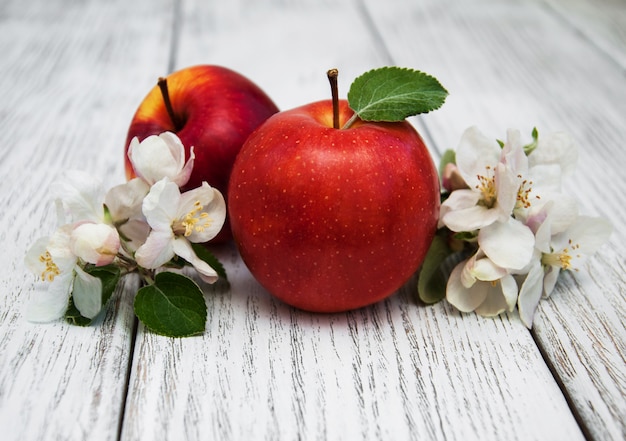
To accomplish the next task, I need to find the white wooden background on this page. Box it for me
[1,0,624,440]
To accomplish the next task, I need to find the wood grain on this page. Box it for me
[122,244,585,441]
[360,0,626,439]
[0,0,172,439]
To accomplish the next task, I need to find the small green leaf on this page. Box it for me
[64,264,121,326]
[438,149,456,177]
[417,235,452,304]
[134,272,207,337]
[190,243,229,284]
[347,66,448,123]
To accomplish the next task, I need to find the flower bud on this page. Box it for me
[442,163,468,192]
[70,223,120,266]
[127,132,194,187]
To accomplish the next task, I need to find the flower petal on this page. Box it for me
[446,260,488,312]
[474,280,510,317]
[177,183,226,243]
[51,170,104,224]
[172,238,219,283]
[73,266,102,319]
[500,274,519,311]
[25,273,73,322]
[494,163,519,219]
[468,254,508,282]
[543,266,560,297]
[562,216,613,255]
[455,126,501,188]
[518,262,545,328]
[142,178,181,230]
[479,218,535,270]
[24,236,50,277]
[119,219,151,252]
[105,178,149,223]
[441,190,500,231]
[46,225,78,272]
[501,129,528,173]
[135,229,175,269]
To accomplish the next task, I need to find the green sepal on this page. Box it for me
[134,271,207,337]
[347,66,448,123]
[524,127,539,155]
[417,235,453,304]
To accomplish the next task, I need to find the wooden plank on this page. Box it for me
[360,0,626,439]
[120,1,586,439]
[0,0,173,439]
[540,0,626,70]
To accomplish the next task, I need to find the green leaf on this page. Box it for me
[347,66,448,123]
[64,264,121,326]
[65,296,93,326]
[438,149,456,177]
[86,264,121,306]
[134,271,207,337]
[417,235,452,304]
[190,243,229,284]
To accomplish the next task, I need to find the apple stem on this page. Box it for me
[327,69,340,129]
[158,77,183,131]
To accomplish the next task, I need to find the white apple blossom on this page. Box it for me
[51,170,106,224]
[446,250,518,317]
[517,204,612,327]
[104,178,151,251]
[439,127,524,232]
[134,178,226,283]
[127,132,195,187]
[24,225,102,322]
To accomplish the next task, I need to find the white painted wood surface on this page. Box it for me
[1,0,624,440]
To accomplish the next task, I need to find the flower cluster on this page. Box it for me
[24,133,226,331]
[420,126,612,328]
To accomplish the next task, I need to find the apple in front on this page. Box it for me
[125,65,279,242]
[228,99,440,312]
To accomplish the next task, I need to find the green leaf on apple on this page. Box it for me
[347,66,448,124]
[417,235,452,304]
[134,271,207,337]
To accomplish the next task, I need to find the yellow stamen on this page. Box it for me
[39,251,60,282]
[542,240,581,271]
[181,201,213,237]
[476,165,497,208]
[516,176,540,209]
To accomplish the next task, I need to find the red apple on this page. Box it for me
[228,99,440,312]
[124,65,279,242]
